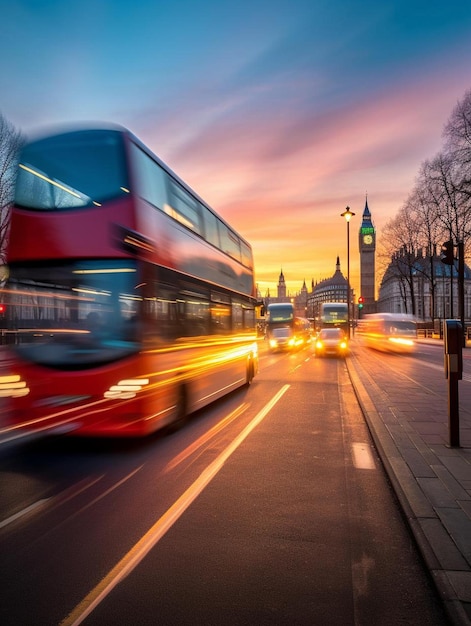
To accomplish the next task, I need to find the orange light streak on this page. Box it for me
[163,402,249,473]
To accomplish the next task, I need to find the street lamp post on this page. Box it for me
[341,206,355,339]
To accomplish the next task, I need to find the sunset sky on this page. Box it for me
[2,0,471,298]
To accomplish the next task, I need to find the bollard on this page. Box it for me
[444,320,463,447]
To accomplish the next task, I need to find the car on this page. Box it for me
[315,328,349,357]
[268,327,297,351]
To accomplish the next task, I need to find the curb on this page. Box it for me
[346,355,471,626]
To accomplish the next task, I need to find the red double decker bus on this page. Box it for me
[0,125,258,438]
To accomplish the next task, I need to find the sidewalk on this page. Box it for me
[347,344,471,625]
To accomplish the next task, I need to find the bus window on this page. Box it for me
[232,301,243,331]
[6,260,140,368]
[243,304,256,330]
[240,241,253,269]
[211,292,231,333]
[131,143,168,211]
[201,205,221,248]
[166,178,202,234]
[181,291,211,337]
[231,301,255,331]
[15,130,128,210]
[219,223,241,262]
[267,303,294,323]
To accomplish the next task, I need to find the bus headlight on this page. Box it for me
[104,378,150,400]
[389,337,414,347]
[0,374,30,398]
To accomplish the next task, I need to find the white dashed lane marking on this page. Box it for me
[352,442,376,469]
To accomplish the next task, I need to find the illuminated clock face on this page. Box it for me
[363,234,373,245]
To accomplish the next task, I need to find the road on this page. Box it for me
[0,340,451,625]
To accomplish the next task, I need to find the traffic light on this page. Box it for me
[440,240,454,265]
[358,296,364,309]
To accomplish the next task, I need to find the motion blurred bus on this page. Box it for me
[357,313,417,353]
[0,124,258,437]
[265,303,311,351]
[319,302,348,332]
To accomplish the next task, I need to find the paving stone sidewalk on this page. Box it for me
[346,343,471,626]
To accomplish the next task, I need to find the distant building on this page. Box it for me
[259,196,471,330]
[261,197,381,325]
[378,248,471,323]
[261,269,309,318]
[277,269,288,301]
[261,259,351,325]
[358,197,376,314]
[297,279,308,318]
[306,257,349,323]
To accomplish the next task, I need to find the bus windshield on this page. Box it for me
[388,321,416,336]
[323,306,346,316]
[320,303,348,327]
[14,129,129,210]
[267,305,294,323]
[4,260,140,368]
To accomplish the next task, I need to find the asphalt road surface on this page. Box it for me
[0,343,451,625]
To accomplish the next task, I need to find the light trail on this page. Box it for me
[162,402,249,473]
[60,384,290,626]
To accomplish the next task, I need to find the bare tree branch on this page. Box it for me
[0,113,25,262]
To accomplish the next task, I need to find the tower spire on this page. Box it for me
[277,267,287,300]
[359,196,376,313]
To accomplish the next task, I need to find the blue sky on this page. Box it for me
[2,0,471,295]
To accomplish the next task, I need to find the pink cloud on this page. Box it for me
[133,60,470,298]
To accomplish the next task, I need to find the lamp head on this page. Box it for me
[341,206,355,222]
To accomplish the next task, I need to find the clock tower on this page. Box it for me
[358,197,376,313]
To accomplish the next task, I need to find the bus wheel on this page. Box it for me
[173,385,188,428]
[246,358,254,386]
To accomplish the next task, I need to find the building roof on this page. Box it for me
[360,196,374,231]
[380,251,471,285]
[313,256,347,293]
